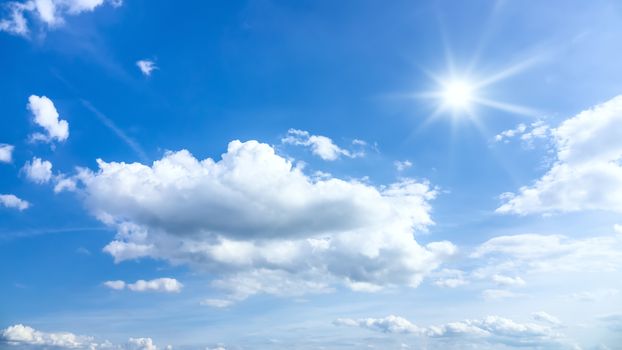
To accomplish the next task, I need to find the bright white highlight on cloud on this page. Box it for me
[498,95,622,214]
[282,129,365,160]
[136,60,157,76]
[334,314,569,347]
[22,157,53,184]
[0,0,120,36]
[104,278,182,293]
[0,144,15,163]
[0,194,30,211]
[69,139,453,303]
[27,95,69,143]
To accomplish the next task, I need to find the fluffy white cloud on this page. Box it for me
[1,324,95,349]
[27,95,69,143]
[22,157,53,184]
[498,95,622,214]
[136,60,157,76]
[127,337,157,350]
[281,129,365,160]
[200,298,234,308]
[334,314,570,347]
[0,194,30,210]
[69,140,453,302]
[104,278,182,293]
[0,144,14,163]
[1,324,158,350]
[0,0,119,36]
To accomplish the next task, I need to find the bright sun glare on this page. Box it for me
[443,81,473,109]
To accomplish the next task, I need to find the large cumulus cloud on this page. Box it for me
[70,140,454,302]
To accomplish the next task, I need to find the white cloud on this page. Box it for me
[127,337,157,350]
[471,233,622,274]
[136,60,157,76]
[334,314,570,348]
[27,95,69,143]
[0,194,30,210]
[103,280,125,290]
[614,224,622,234]
[433,269,467,288]
[532,311,562,326]
[22,157,53,184]
[568,288,619,302]
[200,298,234,308]
[0,144,15,163]
[1,324,95,349]
[1,324,159,350]
[68,140,453,302]
[281,129,365,160]
[104,278,182,293]
[494,120,550,146]
[491,274,525,287]
[394,160,412,172]
[0,0,119,36]
[498,95,622,214]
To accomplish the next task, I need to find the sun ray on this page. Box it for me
[472,97,541,117]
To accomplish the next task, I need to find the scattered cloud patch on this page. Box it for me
[334,314,570,348]
[0,194,30,211]
[494,120,550,147]
[22,157,53,184]
[104,278,182,293]
[491,274,525,287]
[498,95,622,214]
[0,0,120,36]
[532,311,562,326]
[471,233,622,275]
[0,144,15,163]
[433,269,468,288]
[281,129,365,160]
[27,95,69,144]
[136,60,157,76]
[394,160,412,172]
[1,324,96,349]
[200,298,235,308]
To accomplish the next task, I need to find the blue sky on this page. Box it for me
[1,0,622,349]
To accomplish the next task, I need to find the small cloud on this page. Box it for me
[76,247,91,255]
[200,298,234,308]
[22,157,53,184]
[104,278,182,293]
[281,129,365,161]
[0,194,30,211]
[136,59,158,76]
[491,274,525,287]
[104,280,126,290]
[27,95,69,144]
[0,144,15,163]
[614,224,622,234]
[532,311,562,326]
[394,160,412,172]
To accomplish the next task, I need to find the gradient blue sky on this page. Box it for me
[1,1,622,349]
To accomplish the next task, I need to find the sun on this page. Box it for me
[442,80,474,109]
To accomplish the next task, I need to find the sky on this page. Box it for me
[1,0,622,349]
